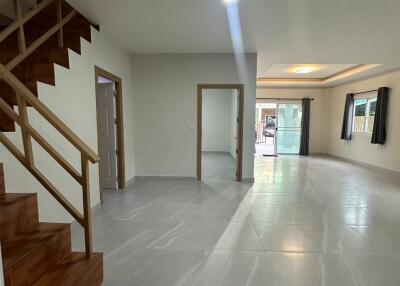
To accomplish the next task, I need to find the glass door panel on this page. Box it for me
[276,103,302,154]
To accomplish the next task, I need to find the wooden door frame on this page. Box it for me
[197,84,244,182]
[94,66,126,202]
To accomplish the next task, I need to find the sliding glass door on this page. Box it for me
[276,103,302,154]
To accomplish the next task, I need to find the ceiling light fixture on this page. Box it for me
[223,0,238,4]
[295,67,314,74]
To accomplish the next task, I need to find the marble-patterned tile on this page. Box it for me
[70,154,400,285]
[215,223,263,251]
[349,254,400,286]
[147,220,229,251]
[268,253,357,286]
[126,249,210,286]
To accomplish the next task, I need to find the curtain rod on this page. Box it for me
[353,89,378,96]
[256,97,314,101]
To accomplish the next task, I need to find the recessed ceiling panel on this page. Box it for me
[260,64,359,79]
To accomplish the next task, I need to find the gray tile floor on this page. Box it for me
[202,152,236,182]
[72,155,400,286]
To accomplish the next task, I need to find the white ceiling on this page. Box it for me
[261,64,358,79]
[69,0,400,78]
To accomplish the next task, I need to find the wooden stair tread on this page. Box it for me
[0,193,36,205]
[2,223,72,286]
[0,193,39,241]
[33,252,103,286]
[2,222,71,269]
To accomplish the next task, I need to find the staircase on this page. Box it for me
[0,0,96,131]
[0,164,103,285]
[0,0,103,285]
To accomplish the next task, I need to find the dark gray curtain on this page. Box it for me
[341,93,354,140]
[299,98,311,155]
[371,87,389,145]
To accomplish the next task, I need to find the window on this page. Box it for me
[352,97,377,134]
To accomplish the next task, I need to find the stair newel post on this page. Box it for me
[57,0,64,47]
[16,93,34,167]
[81,154,93,257]
[13,0,27,54]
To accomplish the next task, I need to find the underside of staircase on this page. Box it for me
[0,0,97,131]
[0,0,103,285]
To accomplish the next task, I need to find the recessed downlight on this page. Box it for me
[295,67,314,74]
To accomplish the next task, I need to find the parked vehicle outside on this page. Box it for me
[263,117,276,137]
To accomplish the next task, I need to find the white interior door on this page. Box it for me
[97,83,118,190]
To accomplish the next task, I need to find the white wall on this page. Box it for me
[202,89,232,152]
[229,90,238,159]
[325,70,400,172]
[256,87,328,154]
[0,27,135,222]
[132,54,257,180]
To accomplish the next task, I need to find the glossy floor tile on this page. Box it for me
[202,152,236,182]
[72,155,400,286]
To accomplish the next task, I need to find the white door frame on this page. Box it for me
[94,66,126,204]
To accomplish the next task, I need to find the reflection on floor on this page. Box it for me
[255,137,275,155]
[255,143,275,156]
[72,155,400,286]
[202,151,236,182]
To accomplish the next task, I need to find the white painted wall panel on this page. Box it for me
[229,90,238,159]
[132,54,257,180]
[202,89,232,152]
[325,70,400,172]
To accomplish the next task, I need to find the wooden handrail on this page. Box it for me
[0,64,100,163]
[0,132,84,224]
[0,0,98,257]
[0,96,82,183]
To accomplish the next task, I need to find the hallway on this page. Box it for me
[72,155,400,286]
[202,152,236,182]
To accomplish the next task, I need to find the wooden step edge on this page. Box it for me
[33,252,103,286]
[2,223,72,286]
[0,193,37,205]
[2,223,71,268]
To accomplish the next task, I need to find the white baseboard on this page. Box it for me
[124,176,136,189]
[242,177,255,183]
[134,176,197,181]
[324,153,400,176]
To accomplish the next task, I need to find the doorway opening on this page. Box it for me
[94,66,125,203]
[255,99,302,156]
[255,102,277,156]
[197,84,244,182]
